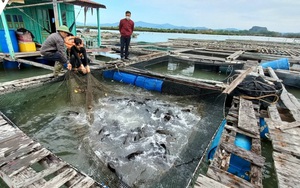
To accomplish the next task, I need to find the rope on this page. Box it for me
[240,93,280,105]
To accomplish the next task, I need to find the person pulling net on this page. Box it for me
[63,36,119,124]
[65,37,91,74]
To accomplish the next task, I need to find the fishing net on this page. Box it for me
[231,75,283,105]
[64,70,119,124]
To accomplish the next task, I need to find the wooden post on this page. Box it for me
[52,0,60,30]
[97,8,101,47]
[57,3,63,26]
[0,12,15,60]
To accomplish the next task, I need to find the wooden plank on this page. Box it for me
[268,105,282,122]
[267,67,280,80]
[238,98,260,136]
[41,168,77,188]
[207,166,254,188]
[280,89,300,121]
[0,135,34,155]
[1,148,51,177]
[0,142,41,166]
[223,66,255,94]
[257,66,264,76]
[69,176,95,188]
[264,118,300,136]
[0,129,24,145]
[220,142,265,167]
[195,174,229,188]
[226,50,244,60]
[269,131,300,146]
[15,161,66,187]
[278,121,300,130]
[272,140,300,157]
[273,152,300,166]
[0,119,7,126]
[225,124,259,139]
[250,138,262,187]
[12,167,46,188]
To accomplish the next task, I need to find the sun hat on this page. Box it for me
[57,25,73,36]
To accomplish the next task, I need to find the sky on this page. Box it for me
[75,0,300,33]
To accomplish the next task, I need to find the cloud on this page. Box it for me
[78,0,300,32]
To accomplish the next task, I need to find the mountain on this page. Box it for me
[76,21,208,30]
[249,26,268,32]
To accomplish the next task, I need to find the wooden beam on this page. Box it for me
[220,142,265,167]
[207,166,253,188]
[226,50,244,61]
[257,66,264,76]
[238,98,260,136]
[224,125,259,139]
[222,66,255,94]
[5,1,64,9]
[15,58,54,71]
[267,67,280,80]
[195,174,229,188]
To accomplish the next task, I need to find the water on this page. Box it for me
[145,61,228,81]
[0,77,225,187]
[0,66,52,83]
[101,30,298,43]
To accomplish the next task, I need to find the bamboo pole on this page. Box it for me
[5,1,64,9]
[97,8,101,46]
[52,0,60,30]
[0,12,15,60]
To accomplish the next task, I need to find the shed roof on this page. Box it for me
[63,0,106,9]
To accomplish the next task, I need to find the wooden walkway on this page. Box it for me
[0,112,102,188]
[263,68,300,188]
[195,96,265,187]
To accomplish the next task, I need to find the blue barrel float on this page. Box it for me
[113,71,137,85]
[207,119,227,160]
[135,76,163,92]
[260,58,289,70]
[227,133,252,181]
[0,30,20,69]
[103,70,164,92]
[0,29,19,53]
[207,120,252,181]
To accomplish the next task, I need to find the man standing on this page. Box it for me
[41,25,72,77]
[119,11,134,60]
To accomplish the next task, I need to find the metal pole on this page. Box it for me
[0,12,15,60]
[97,8,101,46]
[52,0,60,30]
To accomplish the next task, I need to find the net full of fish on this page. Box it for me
[85,95,202,187]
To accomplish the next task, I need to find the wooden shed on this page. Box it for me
[0,0,106,59]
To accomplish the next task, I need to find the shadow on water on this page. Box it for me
[0,74,225,187]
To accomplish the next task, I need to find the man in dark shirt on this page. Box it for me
[41,25,72,77]
[69,38,90,74]
[119,11,134,60]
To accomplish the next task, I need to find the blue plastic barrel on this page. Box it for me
[135,76,164,92]
[103,70,115,79]
[259,117,269,139]
[0,30,19,53]
[207,119,227,160]
[3,60,19,69]
[227,133,251,181]
[113,71,137,85]
[260,58,289,70]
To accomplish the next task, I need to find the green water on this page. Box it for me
[145,61,228,81]
[0,77,225,188]
[0,67,52,83]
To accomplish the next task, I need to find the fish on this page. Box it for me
[156,129,173,137]
[126,150,144,161]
